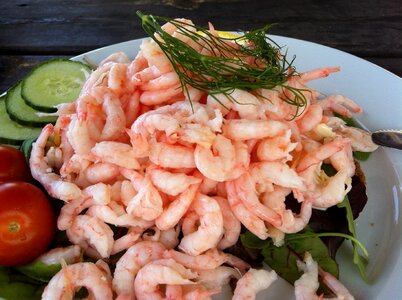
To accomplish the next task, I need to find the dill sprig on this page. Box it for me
[137,11,307,116]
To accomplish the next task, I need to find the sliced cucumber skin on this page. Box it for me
[0,95,41,146]
[21,59,90,113]
[5,82,57,127]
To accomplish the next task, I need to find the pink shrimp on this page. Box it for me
[223,119,288,141]
[225,181,269,240]
[179,194,224,256]
[299,67,340,83]
[42,261,113,300]
[134,259,197,300]
[213,196,241,249]
[155,181,200,231]
[30,124,82,202]
[194,134,236,182]
[232,268,278,300]
[113,241,166,300]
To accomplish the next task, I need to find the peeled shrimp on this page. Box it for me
[91,141,140,169]
[197,266,241,290]
[155,181,200,230]
[256,129,297,162]
[223,119,287,141]
[42,261,113,300]
[213,196,241,249]
[134,258,197,300]
[113,241,166,300]
[226,180,269,240]
[148,167,202,196]
[30,124,82,202]
[179,194,224,256]
[66,215,114,259]
[232,268,278,300]
[163,248,228,270]
[194,134,236,182]
[149,139,196,169]
[250,161,305,191]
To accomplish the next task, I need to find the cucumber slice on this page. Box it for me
[22,59,90,112]
[5,82,57,127]
[0,95,41,146]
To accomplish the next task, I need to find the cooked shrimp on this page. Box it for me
[213,196,241,249]
[250,161,305,190]
[299,67,340,83]
[30,124,82,202]
[42,261,113,300]
[99,52,130,66]
[208,89,263,119]
[66,215,114,259]
[262,186,312,234]
[223,119,287,141]
[141,39,173,73]
[330,142,356,176]
[179,194,224,256]
[66,115,96,156]
[317,95,362,117]
[149,139,196,169]
[100,93,126,140]
[194,134,236,182]
[256,129,298,162]
[226,181,269,240]
[91,141,140,169]
[197,266,241,289]
[113,241,166,299]
[85,162,120,184]
[294,252,320,300]
[337,126,378,152]
[141,71,180,91]
[163,248,228,270]
[230,173,282,227]
[57,182,111,230]
[112,230,144,256]
[37,245,81,266]
[232,268,278,300]
[121,169,163,220]
[134,259,197,300]
[140,85,184,106]
[159,226,181,249]
[87,204,152,228]
[179,123,216,148]
[297,138,353,208]
[165,285,183,300]
[296,104,323,133]
[155,181,200,230]
[148,167,201,196]
[319,269,354,300]
[183,285,220,300]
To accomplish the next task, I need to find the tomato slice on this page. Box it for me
[0,146,32,182]
[0,181,56,266]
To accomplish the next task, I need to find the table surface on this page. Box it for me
[0,0,401,93]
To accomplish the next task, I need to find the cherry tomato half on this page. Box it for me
[0,146,31,182]
[0,181,56,266]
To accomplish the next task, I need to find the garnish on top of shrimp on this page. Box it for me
[31,13,377,300]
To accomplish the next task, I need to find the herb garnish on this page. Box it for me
[137,11,307,117]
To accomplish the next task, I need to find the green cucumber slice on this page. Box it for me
[0,95,41,145]
[5,82,57,127]
[21,59,90,112]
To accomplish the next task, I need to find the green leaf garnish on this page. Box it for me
[337,196,371,283]
[137,11,308,117]
[241,227,339,287]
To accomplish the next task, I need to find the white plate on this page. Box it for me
[72,36,402,299]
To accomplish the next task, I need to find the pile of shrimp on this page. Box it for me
[31,19,378,300]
